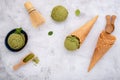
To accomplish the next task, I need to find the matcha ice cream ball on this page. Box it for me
[51,5,68,22]
[64,35,80,51]
[8,33,25,50]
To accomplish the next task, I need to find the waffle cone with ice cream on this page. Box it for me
[64,15,98,51]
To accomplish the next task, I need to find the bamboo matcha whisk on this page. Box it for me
[24,1,45,27]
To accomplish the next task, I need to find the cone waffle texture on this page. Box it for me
[88,31,116,72]
[71,16,98,44]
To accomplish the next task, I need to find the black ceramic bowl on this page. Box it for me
[5,29,28,52]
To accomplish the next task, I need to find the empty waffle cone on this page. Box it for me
[71,15,98,44]
[88,31,116,72]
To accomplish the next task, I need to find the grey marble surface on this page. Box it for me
[0,0,120,80]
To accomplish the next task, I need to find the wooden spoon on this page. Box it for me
[105,15,114,34]
[111,15,116,29]
[13,53,35,70]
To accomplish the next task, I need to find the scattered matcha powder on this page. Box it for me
[75,9,80,16]
[32,57,40,64]
[48,31,53,36]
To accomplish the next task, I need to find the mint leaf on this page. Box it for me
[15,28,22,34]
[48,31,53,36]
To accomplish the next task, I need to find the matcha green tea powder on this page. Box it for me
[8,33,25,50]
[48,31,53,36]
[75,9,80,16]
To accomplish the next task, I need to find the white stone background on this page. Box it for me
[0,0,120,80]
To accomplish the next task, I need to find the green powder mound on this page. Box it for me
[48,31,53,36]
[32,57,40,64]
[75,9,80,16]
[64,35,80,51]
[23,53,35,63]
[51,5,68,22]
[8,33,25,50]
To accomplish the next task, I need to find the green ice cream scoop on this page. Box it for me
[7,33,25,50]
[64,35,80,51]
[51,5,68,22]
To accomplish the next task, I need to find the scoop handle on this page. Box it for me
[13,61,25,70]
[106,15,111,24]
[111,15,116,24]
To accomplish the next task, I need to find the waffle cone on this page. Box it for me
[71,16,98,44]
[88,31,116,72]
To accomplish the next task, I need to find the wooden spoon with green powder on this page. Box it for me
[13,53,35,70]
